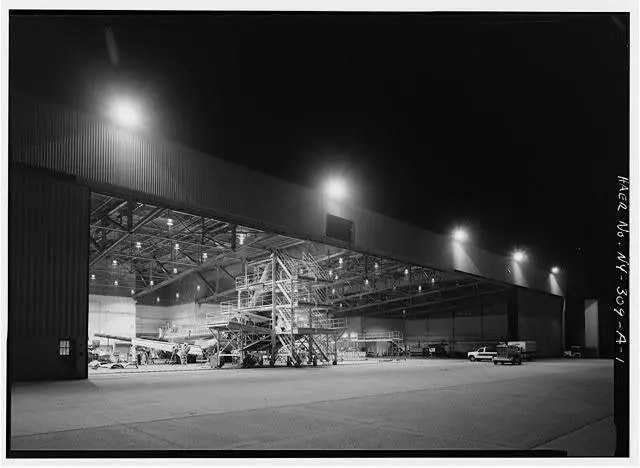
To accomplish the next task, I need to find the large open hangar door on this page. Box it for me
[86,190,564,375]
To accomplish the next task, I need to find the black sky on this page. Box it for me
[9,12,630,297]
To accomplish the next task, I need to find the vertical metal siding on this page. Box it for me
[9,167,89,340]
[9,92,560,295]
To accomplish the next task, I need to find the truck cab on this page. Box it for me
[467,346,497,361]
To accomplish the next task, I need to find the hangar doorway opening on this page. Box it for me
[87,191,562,376]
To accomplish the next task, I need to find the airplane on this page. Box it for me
[93,331,218,364]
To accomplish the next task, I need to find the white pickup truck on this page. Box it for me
[467,346,497,361]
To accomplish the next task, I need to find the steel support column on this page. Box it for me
[270,252,276,366]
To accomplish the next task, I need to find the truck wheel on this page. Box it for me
[469,356,476,362]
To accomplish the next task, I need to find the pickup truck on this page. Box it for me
[467,346,497,362]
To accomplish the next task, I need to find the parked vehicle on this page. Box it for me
[426,343,448,357]
[507,341,537,361]
[563,345,583,358]
[492,344,522,365]
[467,346,497,362]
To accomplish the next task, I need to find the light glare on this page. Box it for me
[453,228,469,242]
[512,250,527,263]
[110,98,142,127]
[551,266,560,275]
[325,178,348,200]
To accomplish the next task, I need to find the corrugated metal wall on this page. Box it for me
[9,165,89,380]
[9,93,562,296]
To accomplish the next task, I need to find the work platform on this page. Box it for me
[204,250,346,367]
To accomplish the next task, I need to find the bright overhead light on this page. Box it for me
[431,277,435,283]
[453,228,469,243]
[91,274,96,281]
[166,218,174,227]
[197,285,201,291]
[109,97,143,128]
[112,259,118,266]
[202,252,208,260]
[365,278,369,286]
[135,241,141,249]
[111,98,142,127]
[238,233,246,245]
[328,269,333,276]
[338,257,343,265]
[156,297,160,303]
[176,292,180,299]
[374,262,379,269]
[418,285,422,292]
[512,250,527,263]
[334,274,339,280]
[130,289,135,295]
[332,288,336,294]
[150,280,154,286]
[114,280,118,286]
[325,178,348,200]
[173,267,178,274]
[404,268,409,276]
[174,243,180,250]
[551,266,560,275]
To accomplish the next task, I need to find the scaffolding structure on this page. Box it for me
[205,250,346,367]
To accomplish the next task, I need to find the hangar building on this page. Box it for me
[8,94,565,380]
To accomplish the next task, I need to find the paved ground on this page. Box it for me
[10,359,615,455]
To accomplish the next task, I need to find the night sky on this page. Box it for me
[9,12,630,298]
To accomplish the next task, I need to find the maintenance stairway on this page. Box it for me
[205,250,346,366]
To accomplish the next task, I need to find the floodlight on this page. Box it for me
[110,98,142,127]
[551,266,560,275]
[325,178,348,200]
[453,228,469,243]
[512,250,527,263]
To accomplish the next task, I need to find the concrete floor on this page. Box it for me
[10,359,615,455]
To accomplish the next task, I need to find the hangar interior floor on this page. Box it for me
[10,359,614,455]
